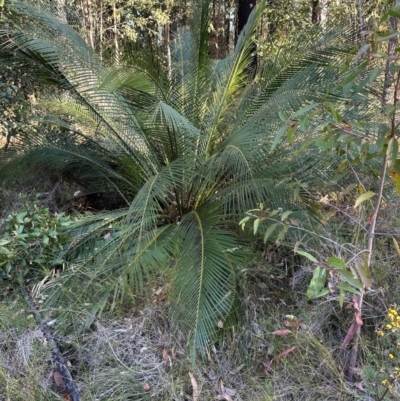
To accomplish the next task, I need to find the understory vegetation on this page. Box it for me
[1,0,400,399]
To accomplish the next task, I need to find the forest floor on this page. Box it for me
[1,179,400,401]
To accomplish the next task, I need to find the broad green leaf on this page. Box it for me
[367,67,382,83]
[307,267,327,299]
[5,262,12,274]
[263,223,279,244]
[355,261,372,288]
[280,210,292,221]
[271,125,287,152]
[300,115,309,132]
[327,257,346,269]
[0,240,10,246]
[296,250,318,264]
[337,283,361,296]
[339,270,363,290]
[314,288,330,298]
[376,30,400,42]
[387,137,399,166]
[253,218,260,235]
[325,102,343,122]
[275,224,288,246]
[290,102,318,119]
[354,191,375,208]
[16,212,27,224]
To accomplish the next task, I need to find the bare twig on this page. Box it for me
[347,68,400,382]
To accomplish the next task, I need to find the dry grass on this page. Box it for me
[2,194,400,400]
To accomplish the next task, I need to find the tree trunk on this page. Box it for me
[236,0,256,69]
[236,0,255,42]
[311,0,320,25]
[165,0,172,81]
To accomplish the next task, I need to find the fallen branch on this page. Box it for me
[20,286,81,401]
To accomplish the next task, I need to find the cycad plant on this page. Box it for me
[0,0,360,353]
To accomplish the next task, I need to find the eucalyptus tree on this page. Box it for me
[0,0,359,354]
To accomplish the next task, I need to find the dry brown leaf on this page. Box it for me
[353,295,361,312]
[171,346,176,359]
[355,312,363,326]
[261,360,273,377]
[217,395,233,401]
[340,321,358,350]
[293,319,302,331]
[53,370,66,390]
[272,329,291,336]
[271,346,296,363]
[162,348,169,361]
[62,393,72,401]
[189,371,200,401]
[229,363,245,375]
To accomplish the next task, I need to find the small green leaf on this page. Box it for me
[355,261,372,288]
[254,218,260,235]
[296,250,319,264]
[327,257,346,269]
[42,235,49,245]
[354,191,375,208]
[279,111,288,121]
[238,216,250,226]
[280,210,292,221]
[263,223,279,244]
[287,126,295,143]
[339,289,345,308]
[307,267,327,299]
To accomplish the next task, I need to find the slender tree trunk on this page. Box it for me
[113,2,119,64]
[383,14,398,106]
[88,0,95,49]
[99,0,103,61]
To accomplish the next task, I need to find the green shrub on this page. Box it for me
[0,195,70,285]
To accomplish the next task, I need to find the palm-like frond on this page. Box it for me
[0,0,368,353]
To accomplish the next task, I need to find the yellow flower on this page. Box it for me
[386,324,393,330]
[382,379,388,386]
[389,353,394,359]
[377,330,384,337]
